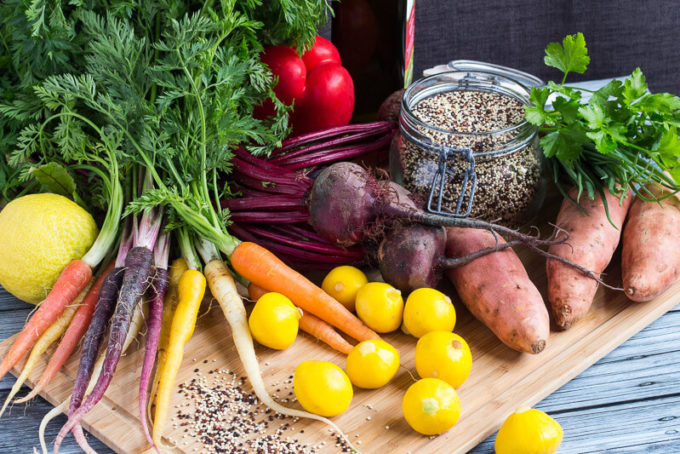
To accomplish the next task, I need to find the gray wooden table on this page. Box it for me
[0,288,678,453]
[1,77,680,453]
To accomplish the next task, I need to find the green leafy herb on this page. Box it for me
[526,33,680,210]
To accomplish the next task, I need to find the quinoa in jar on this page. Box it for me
[389,70,545,227]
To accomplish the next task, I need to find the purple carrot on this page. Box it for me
[68,224,132,416]
[68,223,132,453]
[54,210,161,453]
[140,232,170,452]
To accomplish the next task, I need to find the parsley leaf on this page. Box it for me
[544,33,590,82]
[622,68,648,104]
[527,33,680,214]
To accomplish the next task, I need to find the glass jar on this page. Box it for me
[389,69,546,227]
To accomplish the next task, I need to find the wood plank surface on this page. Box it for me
[1,246,679,453]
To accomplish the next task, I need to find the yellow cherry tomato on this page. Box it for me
[402,378,461,435]
[495,407,563,454]
[322,266,368,312]
[345,339,400,389]
[402,288,456,338]
[294,360,353,417]
[248,292,301,350]
[355,282,404,333]
[415,331,472,388]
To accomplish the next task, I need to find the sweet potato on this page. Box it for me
[622,186,680,302]
[445,227,549,354]
[547,187,632,329]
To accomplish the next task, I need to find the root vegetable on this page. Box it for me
[622,186,680,301]
[307,162,565,250]
[0,260,92,383]
[547,188,632,329]
[16,261,115,404]
[231,241,379,342]
[0,283,87,418]
[445,227,550,354]
[38,300,148,454]
[204,259,356,451]
[152,268,205,449]
[55,246,155,453]
[378,224,447,291]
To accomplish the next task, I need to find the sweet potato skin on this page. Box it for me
[547,188,632,329]
[445,227,549,354]
[622,187,680,302]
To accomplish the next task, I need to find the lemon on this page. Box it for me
[294,360,353,417]
[402,378,461,435]
[0,193,98,304]
[248,292,301,350]
[321,265,368,312]
[355,282,403,333]
[402,288,456,338]
[495,407,563,454]
[415,331,472,388]
[345,339,400,389]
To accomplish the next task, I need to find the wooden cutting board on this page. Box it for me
[2,214,679,453]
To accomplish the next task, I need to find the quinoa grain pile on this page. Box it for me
[398,89,544,226]
[168,368,353,453]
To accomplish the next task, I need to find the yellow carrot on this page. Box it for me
[152,269,206,449]
[0,282,91,418]
[147,258,188,423]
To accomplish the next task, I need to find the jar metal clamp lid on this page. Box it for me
[404,61,544,218]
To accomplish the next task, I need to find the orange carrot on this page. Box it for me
[231,242,378,342]
[298,312,354,354]
[16,261,115,404]
[248,283,354,354]
[0,259,92,382]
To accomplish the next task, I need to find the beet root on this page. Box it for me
[307,162,378,246]
[378,223,446,292]
[308,162,421,247]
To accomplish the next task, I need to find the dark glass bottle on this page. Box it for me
[332,0,415,120]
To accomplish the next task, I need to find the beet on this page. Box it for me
[378,223,446,292]
[307,162,379,246]
[308,162,556,246]
[377,89,405,123]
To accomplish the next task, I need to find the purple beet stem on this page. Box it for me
[275,121,394,154]
[139,268,170,450]
[55,247,155,452]
[270,122,394,164]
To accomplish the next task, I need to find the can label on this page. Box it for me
[404,0,416,88]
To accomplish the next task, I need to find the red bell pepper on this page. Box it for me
[256,36,355,135]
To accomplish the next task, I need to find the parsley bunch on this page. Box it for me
[526,33,680,205]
